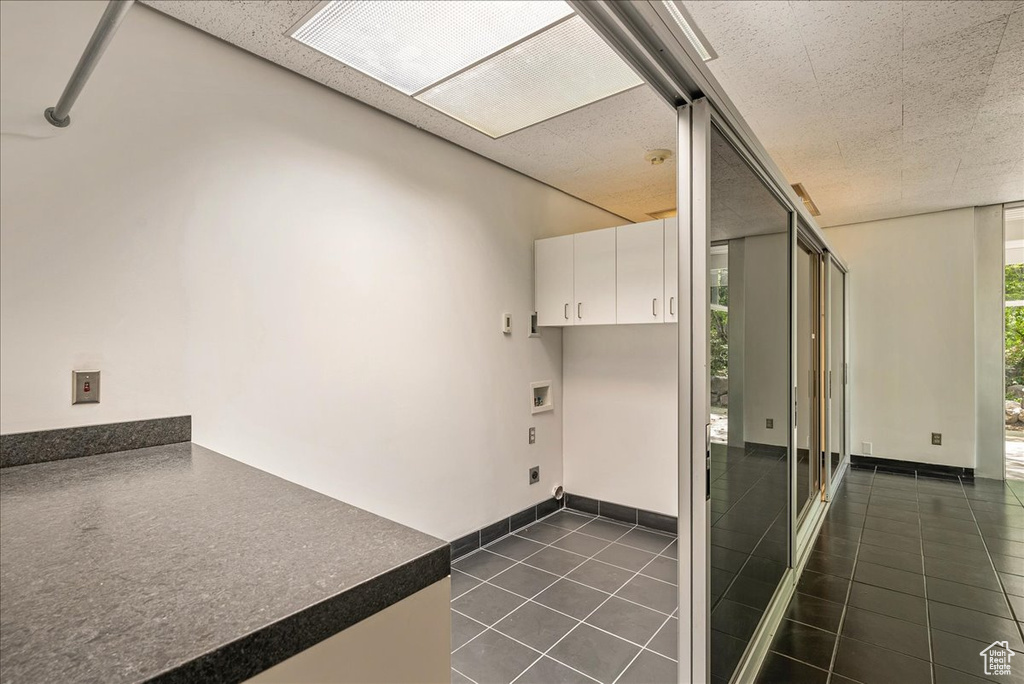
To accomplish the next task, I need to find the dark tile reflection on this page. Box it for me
[709,442,788,680]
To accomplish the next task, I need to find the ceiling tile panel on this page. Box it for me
[902,1,1016,48]
[141,0,1024,225]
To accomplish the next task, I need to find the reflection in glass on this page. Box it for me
[708,127,791,683]
[830,262,846,481]
[796,241,820,521]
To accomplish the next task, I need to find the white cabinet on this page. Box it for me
[535,234,574,326]
[616,220,665,324]
[573,227,617,325]
[664,217,679,323]
[535,221,677,328]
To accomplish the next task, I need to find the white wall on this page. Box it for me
[563,325,678,516]
[0,1,622,540]
[0,3,190,433]
[561,231,790,516]
[975,205,1008,479]
[741,233,790,447]
[826,208,977,468]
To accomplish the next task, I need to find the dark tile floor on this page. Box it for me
[757,468,1024,684]
[450,509,678,684]
[710,441,789,683]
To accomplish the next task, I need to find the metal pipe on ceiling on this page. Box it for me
[44,0,134,128]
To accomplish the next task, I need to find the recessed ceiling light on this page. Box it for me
[791,183,821,217]
[290,0,573,95]
[415,16,644,138]
[662,1,717,62]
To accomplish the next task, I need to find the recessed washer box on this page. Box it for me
[531,381,553,414]
[72,370,100,404]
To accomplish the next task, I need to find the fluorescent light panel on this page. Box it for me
[662,1,716,62]
[416,16,644,138]
[292,0,573,95]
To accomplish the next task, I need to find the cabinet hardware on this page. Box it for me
[669,297,675,316]
[577,303,582,319]
[564,303,569,320]
[652,298,658,317]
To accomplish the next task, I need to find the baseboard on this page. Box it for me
[0,416,192,468]
[563,493,676,533]
[851,454,973,481]
[450,497,564,560]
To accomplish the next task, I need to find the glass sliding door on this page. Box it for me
[828,258,848,489]
[706,121,791,684]
[795,239,823,525]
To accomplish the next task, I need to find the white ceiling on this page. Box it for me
[686,0,1024,226]
[140,1,1023,228]
[139,0,677,223]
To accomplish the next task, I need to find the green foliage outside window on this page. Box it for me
[711,279,729,379]
[1007,264,1024,397]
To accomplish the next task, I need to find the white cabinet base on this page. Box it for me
[247,578,451,684]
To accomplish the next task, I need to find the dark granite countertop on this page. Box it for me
[0,443,449,684]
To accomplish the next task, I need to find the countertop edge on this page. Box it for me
[146,543,451,684]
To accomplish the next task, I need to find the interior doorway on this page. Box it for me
[1005,203,1024,480]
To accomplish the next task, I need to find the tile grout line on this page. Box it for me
[452,513,620,656]
[454,598,679,664]
[823,466,876,684]
[957,476,1024,649]
[610,610,676,684]
[507,533,678,684]
[452,512,625,683]
[461,520,678,591]
[452,510,680,681]
[918,471,936,684]
[451,666,479,684]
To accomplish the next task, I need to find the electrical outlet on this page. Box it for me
[529,427,536,445]
[529,466,540,485]
[862,441,873,455]
[931,432,942,446]
[766,418,773,429]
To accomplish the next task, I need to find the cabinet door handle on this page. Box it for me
[564,303,569,320]
[577,303,582,319]
[652,298,658,317]
[670,297,675,316]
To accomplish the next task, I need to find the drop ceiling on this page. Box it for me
[141,1,1022,227]
[139,0,676,223]
[685,0,1024,227]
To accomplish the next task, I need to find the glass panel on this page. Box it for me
[796,241,820,521]
[710,243,729,444]
[708,126,790,683]
[1005,205,1024,480]
[830,261,846,483]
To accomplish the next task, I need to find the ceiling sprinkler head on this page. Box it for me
[645,149,673,165]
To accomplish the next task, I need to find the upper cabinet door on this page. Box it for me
[664,217,679,323]
[573,227,617,325]
[535,235,575,326]
[616,220,665,324]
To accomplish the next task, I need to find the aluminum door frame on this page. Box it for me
[676,97,711,684]
[793,227,828,561]
[825,256,851,499]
